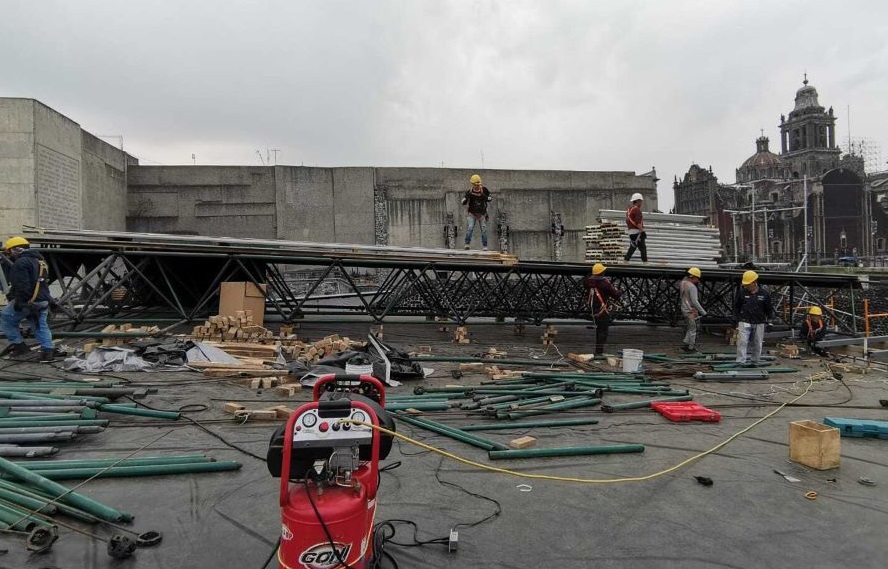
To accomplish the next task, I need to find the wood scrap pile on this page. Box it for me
[85,323,162,352]
[289,334,365,364]
[190,311,273,341]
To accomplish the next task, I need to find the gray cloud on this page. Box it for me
[2,0,886,210]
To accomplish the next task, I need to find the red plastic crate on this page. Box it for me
[651,402,721,422]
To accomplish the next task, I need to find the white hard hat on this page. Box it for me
[630,193,643,202]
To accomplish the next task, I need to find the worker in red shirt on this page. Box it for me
[623,193,648,262]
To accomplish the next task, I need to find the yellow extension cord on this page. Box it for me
[353,379,814,485]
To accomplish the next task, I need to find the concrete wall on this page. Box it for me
[0,99,36,238]
[0,98,132,237]
[127,166,277,237]
[128,165,657,262]
[274,166,375,244]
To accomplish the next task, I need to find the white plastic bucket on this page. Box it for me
[345,363,374,375]
[622,349,644,373]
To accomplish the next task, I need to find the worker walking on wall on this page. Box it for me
[623,193,647,262]
[583,263,623,358]
[0,237,56,362]
[733,270,773,366]
[462,174,492,251]
[679,267,707,353]
[800,306,828,357]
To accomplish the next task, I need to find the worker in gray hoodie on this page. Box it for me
[679,267,707,353]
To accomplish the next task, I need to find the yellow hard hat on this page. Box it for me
[808,306,823,316]
[687,267,701,278]
[3,236,29,251]
[592,263,606,275]
[741,270,758,285]
[470,174,482,184]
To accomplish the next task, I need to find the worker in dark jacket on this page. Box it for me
[733,270,773,366]
[1,237,55,362]
[583,263,623,357]
[800,306,828,357]
[462,174,492,250]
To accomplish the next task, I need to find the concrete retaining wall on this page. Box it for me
[127,165,657,262]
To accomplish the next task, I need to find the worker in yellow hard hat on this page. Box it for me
[1,236,57,362]
[463,174,492,251]
[623,193,648,263]
[679,267,706,353]
[800,306,828,357]
[583,263,623,358]
[733,270,773,366]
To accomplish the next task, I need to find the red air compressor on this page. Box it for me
[267,374,395,569]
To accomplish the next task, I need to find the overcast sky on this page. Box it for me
[3,0,887,211]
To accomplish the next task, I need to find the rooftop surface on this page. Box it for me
[1,321,886,568]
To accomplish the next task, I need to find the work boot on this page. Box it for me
[482,246,489,251]
[3,343,30,358]
[679,345,692,353]
[464,245,470,250]
[39,349,55,363]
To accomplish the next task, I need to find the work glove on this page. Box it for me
[49,298,61,313]
[461,198,468,205]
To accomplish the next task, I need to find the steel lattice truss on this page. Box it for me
[26,245,864,335]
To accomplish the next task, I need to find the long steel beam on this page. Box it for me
[9,231,866,333]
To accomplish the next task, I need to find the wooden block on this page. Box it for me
[250,378,263,390]
[459,363,484,371]
[100,324,117,334]
[509,436,537,449]
[234,409,278,421]
[224,402,246,414]
[271,405,293,419]
[568,353,595,364]
[276,385,301,396]
[458,338,471,344]
[120,323,133,331]
[83,342,97,354]
[402,408,424,415]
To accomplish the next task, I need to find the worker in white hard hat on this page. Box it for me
[462,174,492,251]
[679,267,706,353]
[800,306,828,357]
[623,193,647,263]
[733,270,773,366]
[583,263,623,358]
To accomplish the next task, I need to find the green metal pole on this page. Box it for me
[0,501,43,531]
[460,418,600,431]
[504,397,602,420]
[601,395,693,413]
[394,414,508,451]
[0,486,57,514]
[384,402,451,412]
[488,444,645,460]
[19,455,213,470]
[409,356,570,367]
[0,480,98,523]
[97,404,181,420]
[0,456,132,522]
[29,460,243,480]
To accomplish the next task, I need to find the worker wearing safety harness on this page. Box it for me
[733,270,773,366]
[1,237,56,362]
[583,263,622,358]
[800,306,828,357]
[623,193,647,262]
[680,267,707,353]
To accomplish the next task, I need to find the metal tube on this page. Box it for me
[383,402,451,412]
[97,404,180,420]
[488,444,645,460]
[0,501,40,531]
[409,356,570,367]
[0,433,76,444]
[0,419,109,428]
[0,480,98,524]
[505,397,602,420]
[28,460,243,480]
[0,446,59,457]
[0,456,132,522]
[20,455,213,470]
[0,486,58,515]
[394,414,507,451]
[601,395,693,413]
[461,418,600,431]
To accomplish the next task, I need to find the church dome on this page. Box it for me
[740,136,783,170]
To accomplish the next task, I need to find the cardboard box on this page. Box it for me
[789,420,840,470]
[219,282,267,326]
